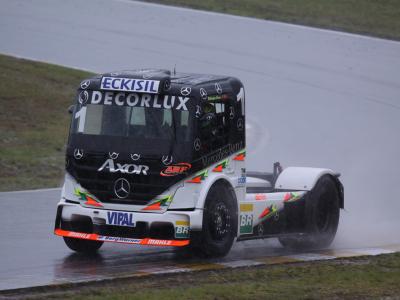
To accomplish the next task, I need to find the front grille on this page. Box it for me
[67,153,182,205]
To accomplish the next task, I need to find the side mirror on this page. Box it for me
[68,105,75,114]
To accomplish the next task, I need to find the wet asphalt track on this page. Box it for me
[1,0,400,291]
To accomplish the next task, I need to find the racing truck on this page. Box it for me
[54,69,344,257]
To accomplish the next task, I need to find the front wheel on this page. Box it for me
[63,237,103,254]
[191,182,238,257]
[279,175,340,250]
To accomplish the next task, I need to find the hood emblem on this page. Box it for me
[114,178,130,199]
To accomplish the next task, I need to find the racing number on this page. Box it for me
[75,106,87,133]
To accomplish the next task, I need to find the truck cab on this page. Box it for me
[55,69,343,257]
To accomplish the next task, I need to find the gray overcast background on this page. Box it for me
[1,0,400,247]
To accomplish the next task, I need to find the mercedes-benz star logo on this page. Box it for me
[74,149,83,160]
[195,105,202,118]
[109,152,119,159]
[237,118,244,131]
[142,73,152,79]
[164,80,171,91]
[180,87,191,96]
[194,138,201,151]
[161,155,173,165]
[131,153,141,161]
[114,178,130,199]
[229,107,235,119]
[215,83,222,94]
[80,80,90,90]
[78,91,89,105]
[200,88,207,100]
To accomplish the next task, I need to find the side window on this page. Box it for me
[200,100,231,152]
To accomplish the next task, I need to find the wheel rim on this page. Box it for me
[209,202,231,241]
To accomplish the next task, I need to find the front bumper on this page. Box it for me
[54,202,203,247]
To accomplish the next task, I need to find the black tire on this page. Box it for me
[191,181,238,257]
[63,237,103,254]
[279,175,340,250]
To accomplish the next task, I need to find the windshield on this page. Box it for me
[71,104,191,141]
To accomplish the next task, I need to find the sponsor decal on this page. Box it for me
[161,155,173,166]
[195,105,202,118]
[73,148,84,160]
[233,150,246,161]
[207,94,229,101]
[200,88,207,100]
[98,236,141,244]
[201,142,244,167]
[194,138,201,151]
[74,188,103,207]
[68,232,93,239]
[215,83,222,94]
[78,91,89,105]
[212,159,228,172]
[142,195,172,211]
[186,169,208,184]
[284,192,302,202]
[164,80,171,91]
[80,80,90,89]
[240,203,253,212]
[98,159,149,175]
[54,229,189,246]
[237,118,244,130]
[175,226,189,238]
[175,220,190,238]
[114,178,131,199]
[100,77,160,94]
[146,239,172,246]
[160,163,191,177]
[255,194,267,201]
[237,176,246,186]
[180,86,191,96]
[131,153,141,161]
[109,152,119,159]
[229,106,235,119]
[107,211,134,227]
[88,91,189,111]
[259,204,278,220]
[240,203,253,234]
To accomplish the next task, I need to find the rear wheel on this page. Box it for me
[63,237,103,254]
[191,182,237,257]
[279,175,340,250]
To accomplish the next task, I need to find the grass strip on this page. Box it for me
[141,0,400,41]
[0,54,92,191]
